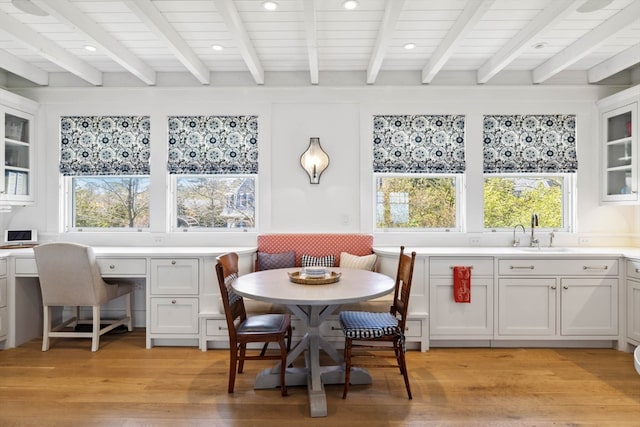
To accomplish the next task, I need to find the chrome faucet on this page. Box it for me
[512,224,525,246]
[530,213,539,247]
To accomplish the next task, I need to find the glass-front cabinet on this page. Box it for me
[1,107,34,204]
[601,103,637,203]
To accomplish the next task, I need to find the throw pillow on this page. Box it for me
[340,252,377,271]
[257,251,296,270]
[301,254,335,268]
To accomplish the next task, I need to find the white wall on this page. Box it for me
[3,83,636,248]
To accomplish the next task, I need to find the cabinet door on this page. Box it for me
[1,107,34,204]
[601,103,637,203]
[150,258,199,295]
[628,279,640,342]
[150,297,199,334]
[560,278,618,336]
[430,277,493,337]
[498,278,557,336]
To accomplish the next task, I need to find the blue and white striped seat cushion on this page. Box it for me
[339,310,400,339]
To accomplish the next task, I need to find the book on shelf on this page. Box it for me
[4,171,27,195]
[15,171,27,195]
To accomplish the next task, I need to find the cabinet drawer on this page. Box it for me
[498,259,618,276]
[205,318,229,337]
[14,257,37,275]
[0,277,6,307]
[321,318,422,338]
[0,258,6,276]
[150,297,199,334]
[97,258,147,276]
[430,257,493,276]
[150,258,199,295]
[626,259,640,280]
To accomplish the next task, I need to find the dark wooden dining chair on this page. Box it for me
[339,246,417,399]
[215,252,292,396]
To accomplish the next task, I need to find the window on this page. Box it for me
[70,176,150,229]
[376,175,459,230]
[174,175,255,229]
[484,174,572,230]
[60,116,151,231]
[168,115,258,231]
[373,114,465,231]
[482,114,576,231]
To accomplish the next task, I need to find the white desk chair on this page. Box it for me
[34,242,133,352]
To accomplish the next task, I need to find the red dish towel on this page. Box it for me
[453,266,471,303]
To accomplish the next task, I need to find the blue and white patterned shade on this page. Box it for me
[373,115,466,173]
[483,114,577,173]
[60,116,151,176]
[167,115,258,174]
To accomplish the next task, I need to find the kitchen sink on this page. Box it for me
[514,247,575,253]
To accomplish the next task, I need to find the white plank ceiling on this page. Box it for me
[0,0,638,86]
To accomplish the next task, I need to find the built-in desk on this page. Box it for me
[1,246,256,349]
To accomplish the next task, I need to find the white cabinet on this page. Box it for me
[626,259,640,344]
[0,259,7,342]
[148,258,200,347]
[429,257,493,339]
[599,86,639,204]
[0,89,36,205]
[497,258,619,339]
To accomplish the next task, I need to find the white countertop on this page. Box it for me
[0,246,258,257]
[373,246,640,259]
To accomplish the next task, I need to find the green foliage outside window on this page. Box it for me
[376,176,457,229]
[73,177,150,228]
[484,176,563,229]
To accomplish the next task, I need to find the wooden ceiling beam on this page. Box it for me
[302,0,319,85]
[123,0,210,85]
[0,8,101,86]
[0,50,48,86]
[588,43,640,83]
[533,0,640,83]
[32,0,155,85]
[477,0,580,84]
[422,0,494,84]
[366,0,405,85]
[213,0,264,85]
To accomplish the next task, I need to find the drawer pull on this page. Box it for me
[636,268,640,273]
[583,265,608,270]
[510,265,534,270]
[563,285,569,290]
[171,299,176,304]
[218,326,228,331]
[109,265,115,270]
[550,285,557,290]
[171,260,176,265]
[331,326,341,331]
[449,266,473,270]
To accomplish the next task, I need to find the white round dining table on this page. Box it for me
[231,267,395,418]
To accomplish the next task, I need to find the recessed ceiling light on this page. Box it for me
[212,44,224,51]
[404,43,416,50]
[262,1,278,11]
[577,0,613,13]
[343,0,359,10]
[84,45,97,52]
[11,0,48,16]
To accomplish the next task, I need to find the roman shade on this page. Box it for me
[60,116,150,176]
[373,114,466,173]
[483,114,577,173]
[167,115,258,174]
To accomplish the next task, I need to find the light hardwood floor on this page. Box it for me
[0,330,638,426]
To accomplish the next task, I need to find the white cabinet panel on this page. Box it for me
[560,278,618,336]
[431,277,492,337]
[150,297,199,334]
[627,277,640,343]
[150,258,199,295]
[498,278,557,336]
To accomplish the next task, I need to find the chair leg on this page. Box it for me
[278,338,288,397]
[42,305,51,352]
[91,306,100,352]
[238,343,247,373]
[342,338,353,399]
[125,292,133,331]
[228,345,238,393]
[395,340,412,399]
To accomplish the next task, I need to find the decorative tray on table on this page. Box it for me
[288,270,341,285]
